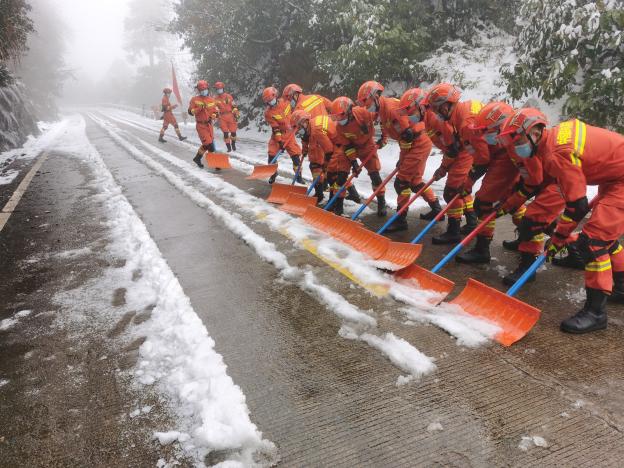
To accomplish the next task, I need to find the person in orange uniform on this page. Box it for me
[282,83,333,119]
[261,86,303,184]
[329,96,387,217]
[159,87,187,143]
[214,81,240,152]
[452,102,525,262]
[358,82,438,232]
[290,109,337,203]
[498,108,624,333]
[425,83,482,244]
[187,80,218,168]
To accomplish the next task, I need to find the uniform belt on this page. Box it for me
[196,120,212,124]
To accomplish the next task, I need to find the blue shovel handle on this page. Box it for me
[291,156,304,185]
[270,149,284,164]
[377,211,401,234]
[324,185,347,211]
[411,218,438,244]
[306,174,322,196]
[506,254,547,297]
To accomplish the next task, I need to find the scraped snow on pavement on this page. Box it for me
[49,114,276,466]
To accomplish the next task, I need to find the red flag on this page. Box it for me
[171,62,183,106]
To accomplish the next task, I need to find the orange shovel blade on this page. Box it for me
[205,152,231,169]
[246,164,278,180]
[281,193,317,215]
[345,228,390,260]
[267,183,308,204]
[449,278,541,346]
[394,264,455,302]
[302,206,337,234]
[379,242,423,270]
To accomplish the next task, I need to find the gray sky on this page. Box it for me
[54,0,130,81]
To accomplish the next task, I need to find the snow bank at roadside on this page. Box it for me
[51,114,276,466]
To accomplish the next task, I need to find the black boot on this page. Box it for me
[502,252,538,286]
[268,172,277,184]
[314,183,324,204]
[432,218,461,245]
[552,242,585,270]
[346,185,361,203]
[333,197,344,216]
[158,134,167,143]
[561,288,608,334]
[460,210,478,235]
[385,213,408,233]
[420,199,443,220]
[231,141,237,151]
[226,143,232,152]
[291,157,304,183]
[456,235,491,264]
[608,271,624,303]
[376,194,387,217]
[502,234,520,251]
[192,152,204,168]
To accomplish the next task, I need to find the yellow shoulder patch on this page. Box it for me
[556,120,574,145]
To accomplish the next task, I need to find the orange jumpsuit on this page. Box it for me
[214,92,238,144]
[377,96,435,214]
[264,98,302,168]
[294,94,332,118]
[302,114,335,183]
[188,95,217,151]
[332,106,383,196]
[161,94,179,130]
[438,100,483,219]
[517,120,624,292]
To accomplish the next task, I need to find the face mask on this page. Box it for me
[484,132,497,145]
[408,114,421,124]
[200,89,209,97]
[296,127,306,137]
[514,142,533,158]
[338,118,348,126]
[465,144,475,155]
[217,89,224,95]
[290,99,297,109]
[367,102,378,113]
[268,98,277,106]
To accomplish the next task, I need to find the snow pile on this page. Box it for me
[51,115,276,466]
[518,435,549,451]
[0,310,32,331]
[0,119,67,165]
[426,421,444,432]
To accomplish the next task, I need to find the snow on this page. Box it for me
[426,421,444,432]
[0,378,9,388]
[0,317,18,331]
[15,310,32,318]
[518,435,549,451]
[49,115,276,466]
[0,169,19,185]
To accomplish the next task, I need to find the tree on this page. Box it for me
[0,0,34,86]
[503,0,624,131]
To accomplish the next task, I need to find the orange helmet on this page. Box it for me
[425,83,461,109]
[357,80,384,107]
[163,87,172,94]
[196,80,209,91]
[291,109,311,129]
[470,102,515,145]
[498,108,548,147]
[330,96,354,122]
[262,86,279,104]
[282,83,303,100]
[215,81,225,89]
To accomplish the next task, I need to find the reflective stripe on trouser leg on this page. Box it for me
[422,186,436,203]
[463,194,474,213]
[512,204,527,227]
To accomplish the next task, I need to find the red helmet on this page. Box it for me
[215,81,225,89]
[330,96,354,121]
[357,80,384,107]
[291,109,311,128]
[474,102,515,131]
[262,86,279,104]
[498,108,548,146]
[282,83,303,100]
[425,83,462,109]
[163,87,172,94]
[398,87,427,116]
[196,80,209,91]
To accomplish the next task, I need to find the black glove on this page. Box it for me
[324,152,333,164]
[350,159,360,175]
[395,159,401,168]
[446,139,460,158]
[401,128,415,142]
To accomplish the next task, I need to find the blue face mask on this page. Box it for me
[338,118,348,126]
[367,102,378,113]
[296,127,306,137]
[408,114,421,124]
[514,142,533,158]
[200,89,209,97]
[217,89,224,95]
[290,99,297,109]
[268,98,277,106]
[484,132,497,145]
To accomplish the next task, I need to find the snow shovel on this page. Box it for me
[392,211,498,299]
[410,194,460,244]
[377,177,436,234]
[246,149,283,180]
[267,154,308,203]
[323,152,377,211]
[351,167,399,220]
[280,193,318,215]
[449,255,545,346]
[204,152,232,170]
